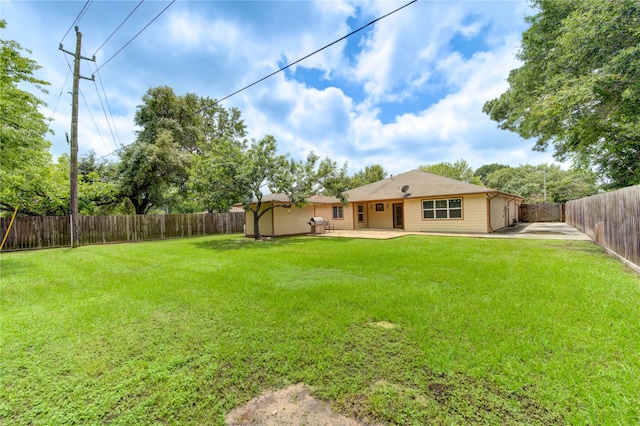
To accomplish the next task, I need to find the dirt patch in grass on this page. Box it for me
[225,383,369,425]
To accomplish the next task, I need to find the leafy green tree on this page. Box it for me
[118,86,246,214]
[0,20,54,216]
[475,163,509,184]
[419,159,483,185]
[194,135,344,239]
[483,0,640,189]
[350,164,387,189]
[118,130,190,214]
[78,151,123,215]
[485,164,599,203]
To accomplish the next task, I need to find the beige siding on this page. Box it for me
[367,201,395,229]
[489,195,521,231]
[404,194,488,233]
[273,204,315,235]
[314,204,354,230]
[490,196,506,231]
[244,206,274,237]
[354,203,368,229]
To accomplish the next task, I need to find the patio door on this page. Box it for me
[393,203,403,229]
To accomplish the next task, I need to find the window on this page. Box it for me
[357,204,364,222]
[375,203,384,211]
[422,198,462,219]
[332,205,343,220]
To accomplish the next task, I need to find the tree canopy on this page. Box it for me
[349,165,388,189]
[484,164,599,203]
[483,0,640,189]
[0,20,57,216]
[419,160,483,185]
[118,86,247,214]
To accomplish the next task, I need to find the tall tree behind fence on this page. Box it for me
[566,185,640,269]
[0,212,245,251]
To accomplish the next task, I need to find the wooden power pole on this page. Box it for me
[60,27,94,247]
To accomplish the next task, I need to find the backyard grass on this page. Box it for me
[1,234,639,425]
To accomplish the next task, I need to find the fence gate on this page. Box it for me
[519,203,565,222]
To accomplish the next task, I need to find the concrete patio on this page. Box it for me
[314,222,592,241]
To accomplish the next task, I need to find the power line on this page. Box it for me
[92,68,122,151]
[59,0,93,45]
[95,0,175,73]
[96,0,417,160]
[80,88,111,154]
[47,67,72,129]
[92,0,145,57]
[215,0,418,106]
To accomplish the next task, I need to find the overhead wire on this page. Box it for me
[94,71,122,149]
[214,0,418,106]
[80,88,112,154]
[82,43,121,152]
[96,0,417,160]
[59,0,93,46]
[95,0,176,73]
[92,0,145,57]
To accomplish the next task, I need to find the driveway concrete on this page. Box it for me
[315,222,592,241]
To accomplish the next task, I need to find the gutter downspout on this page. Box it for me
[486,193,499,233]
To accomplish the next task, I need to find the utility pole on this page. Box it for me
[60,27,94,247]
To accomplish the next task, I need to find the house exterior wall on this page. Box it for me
[490,196,507,231]
[244,206,274,237]
[365,201,395,229]
[489,195,521,231]
[404,194,488,233]
[354,203,368,229]
[314,204,354,230]
[273,204,315,235]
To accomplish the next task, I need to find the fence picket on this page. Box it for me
[0,212,245,251]
[566,185,640,269]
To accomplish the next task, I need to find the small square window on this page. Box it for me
[332,205,343,219]
[375,203,384,211]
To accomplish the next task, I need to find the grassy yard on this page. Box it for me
[1,234,639,425]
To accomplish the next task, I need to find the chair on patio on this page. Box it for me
[325,220,334,232]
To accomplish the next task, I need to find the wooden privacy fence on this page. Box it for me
[566,185,640,269]
[0,212,245,251]
[519,203,565,222]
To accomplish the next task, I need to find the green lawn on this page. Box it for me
[1,234,639,425]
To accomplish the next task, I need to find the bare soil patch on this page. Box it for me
[225,383,368,426]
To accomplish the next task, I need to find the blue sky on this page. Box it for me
[1,0,561,175]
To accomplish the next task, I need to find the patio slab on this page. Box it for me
[314,222,592,241]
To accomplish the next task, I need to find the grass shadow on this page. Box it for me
[189,234,341,252]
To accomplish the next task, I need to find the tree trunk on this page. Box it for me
[253,210,261,240]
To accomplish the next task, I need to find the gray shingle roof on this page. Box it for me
[242,169,522,206]
[344,169,519,202]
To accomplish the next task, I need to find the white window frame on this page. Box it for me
[332,205,344,220]
[422,198,463,220]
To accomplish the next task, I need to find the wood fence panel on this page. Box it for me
[566,185,640,268]
[1,212,245,251]
[519,203,564,222]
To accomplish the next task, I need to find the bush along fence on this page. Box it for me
[0,212,245,251]
[566,185,640,271]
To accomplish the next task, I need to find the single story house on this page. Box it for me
[243,169,524,237]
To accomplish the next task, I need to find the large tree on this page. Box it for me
[193,135,344,239]
[118,86,246,214]
[419,159,483,185]
[349,164,388,189]
[484,164,599,203]
[483,0,640,189]
[0,20,55,216]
